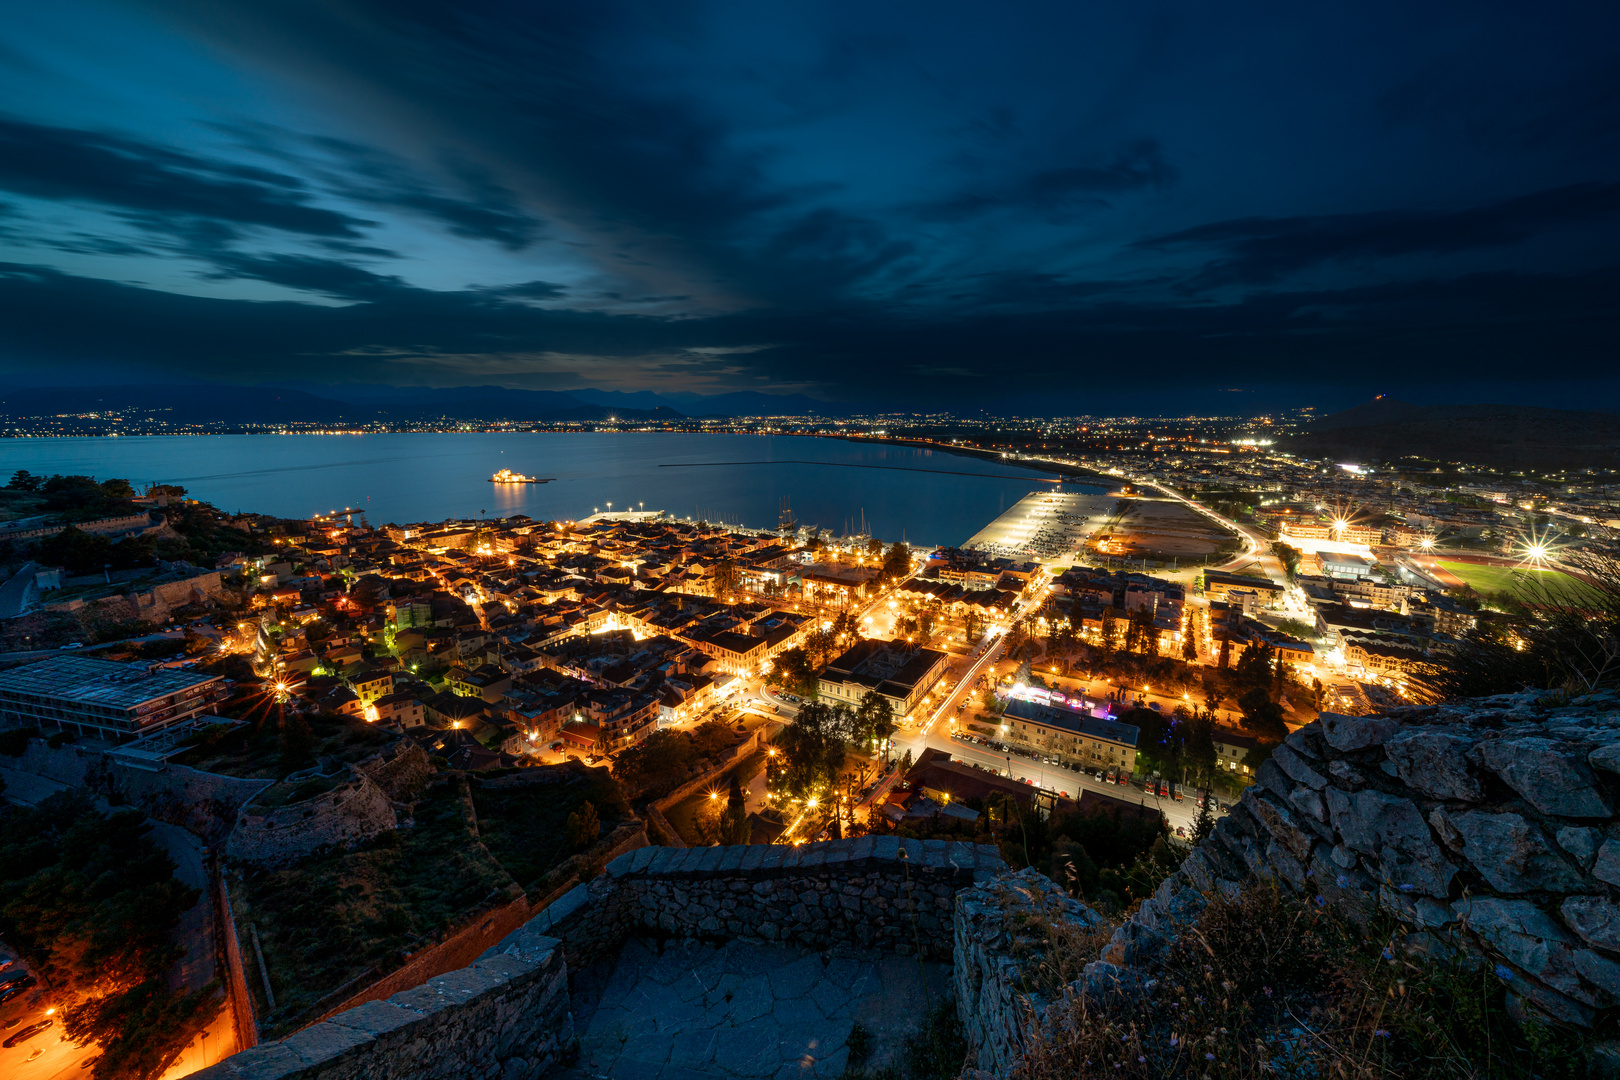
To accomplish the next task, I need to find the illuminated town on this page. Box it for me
[3,2,1619,1077]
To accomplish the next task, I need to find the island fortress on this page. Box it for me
[190,688,1620,1080]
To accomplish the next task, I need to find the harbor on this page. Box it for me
[962,489,1114,562]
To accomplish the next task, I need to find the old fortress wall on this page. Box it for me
[190,838,1005,1080]
[189,689,1620,1080]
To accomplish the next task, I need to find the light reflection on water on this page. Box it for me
[5,431,1095,547]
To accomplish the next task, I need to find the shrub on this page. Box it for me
[1013,880,1589,1080]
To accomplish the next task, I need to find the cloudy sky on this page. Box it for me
[1,1,1618,411]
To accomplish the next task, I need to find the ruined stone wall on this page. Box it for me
[354,740,434,801]
[187,927,571,1080]
[1092,690,1620,1027]
[1,741,270,840]
[225,769,397,866]
[190,838,1005,1080]
[531,836,1006,966]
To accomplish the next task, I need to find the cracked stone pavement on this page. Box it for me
[552,938,952,1080]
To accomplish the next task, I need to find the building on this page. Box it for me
[1320,552,1379,580]
[0,656,225,741]
[818,639,948,718]
[1210,726,1261,777]
[1000,697,1140,774]
[1344,636,1431,677]
[1200,570,1284,607]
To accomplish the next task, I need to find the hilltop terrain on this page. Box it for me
[1285,397,1620,469]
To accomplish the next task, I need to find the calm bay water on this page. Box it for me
[3,433,1093,547]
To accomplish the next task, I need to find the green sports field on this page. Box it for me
[1435,560,1599,604]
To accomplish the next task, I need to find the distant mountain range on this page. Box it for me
[0,382,843,424]
[1287,397,1620,469]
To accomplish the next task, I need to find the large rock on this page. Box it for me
[1562,897,1620,952]
[1384,729,1483,801]
[1472,736,1612,818]
[1271,744,1328,791]
[1325,788,1454,897]
[1451,897,1586,1002]
[1439,810,1588,893]
[1319,713,1397,752]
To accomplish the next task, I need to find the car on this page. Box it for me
[2,1018,51,1048]
[59,642,84,650]
[0,975,35,1004]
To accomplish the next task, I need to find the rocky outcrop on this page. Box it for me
[1093,689,1620,1026]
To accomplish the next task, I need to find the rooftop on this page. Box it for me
[0,655,222,710]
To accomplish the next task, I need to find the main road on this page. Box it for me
[887,593,1210,836]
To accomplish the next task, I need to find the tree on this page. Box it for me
[1237,687,1288,743]
[1185,715,1217,788]
[712,556,737,600]
[867,535,884,558]
[1270,541,1302,581]
[101,478,137,499]
[766,646,820,699]
[881,541,912,582]
[1217,637,1231,669]
[612,729,699,797]
[1189,796,1215,844]
[0,792,214,1080]
[853,689,896,762]
[565,800,601,850]
[719,772,750,845]
[6,469,42,492]
[776,701,852,798]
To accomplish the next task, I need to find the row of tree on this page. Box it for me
[0,789,217,1080]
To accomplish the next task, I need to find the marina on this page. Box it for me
[962,489,1114,562]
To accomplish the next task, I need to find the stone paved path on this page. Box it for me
[554,937,951,1080]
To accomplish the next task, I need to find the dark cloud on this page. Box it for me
[202,252,407,300]
[2,259,1617,408]
[1140,181,1620,290]
[5,3,1620,407]
[307,137,544,249]
[915,139,1179,223]
[0,116,369,238]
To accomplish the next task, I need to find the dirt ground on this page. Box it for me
[1091,498,1237,560]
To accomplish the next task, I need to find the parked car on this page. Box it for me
[2,1018,51,1048]
[0,974,35,1005]
[59,642,84,650]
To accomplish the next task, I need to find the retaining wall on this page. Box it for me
[225,769,397,866]
[3,741,270,841]
[188,928,572,1080]
[189,837,1004,1080]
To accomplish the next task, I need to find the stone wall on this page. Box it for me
[190,837,1005,1080]
[355,740,434,801]
[1,740,270,841]
[188,927,572,1080]
[537,836,1007,965]
[225,768,397,866]
[954,868,1105,1077]
[1091,690,1620,1026]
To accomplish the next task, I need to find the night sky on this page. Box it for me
[2,2,1618,413]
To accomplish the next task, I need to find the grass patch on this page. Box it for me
[468,763,632,894]
[235,776,513,1035]
[1435,560,1598,605]
[1015,880,1590,1080]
